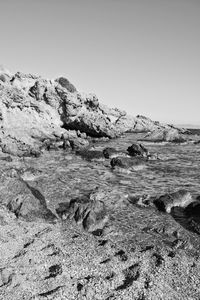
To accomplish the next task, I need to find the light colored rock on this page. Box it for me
[142,128,186,143]
[0,69,187,156]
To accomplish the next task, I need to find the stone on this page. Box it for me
[127,143,149,157]
[69,137,89,150]
[110,156,146,171]
[56,193,108,234]
[154,190,194,213]
[141,128,186,143]
[0,178,56,222]
[0,69,187,156]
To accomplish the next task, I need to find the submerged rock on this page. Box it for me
[111,156,146,171]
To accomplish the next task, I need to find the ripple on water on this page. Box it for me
[20,134,200,206]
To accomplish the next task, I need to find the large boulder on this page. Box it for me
[141,128,186,143]
[154,190,194,213]
[127,143,149,157]
[0,178,56,222]
[56,193,108,235]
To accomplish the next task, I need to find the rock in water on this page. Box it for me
[141,128,186,143]
[111,156,146,171]
[154,190,194,213]
[127,143,149,157]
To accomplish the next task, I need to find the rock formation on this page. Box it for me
[0,68,186,156]
[140,127,186,143]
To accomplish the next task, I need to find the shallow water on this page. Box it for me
[23,133,200,208]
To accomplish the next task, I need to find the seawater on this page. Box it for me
[26,133,200,208]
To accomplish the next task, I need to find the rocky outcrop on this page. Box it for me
[140,128,186,143]
[0,177,56,221]
[154,190,194,213]
[0,68,186,156]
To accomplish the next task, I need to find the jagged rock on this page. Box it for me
[69,137,89,150]
[56,193,108,234]
[0,178,56,221]
[127,143,149,157]
[55,77,77,93]
[0,69,186,155]
[141,128,186,143]
[154,190,194,213]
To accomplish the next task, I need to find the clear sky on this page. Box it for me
[0,0,200,125]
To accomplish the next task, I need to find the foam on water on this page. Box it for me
[22,133,200,208]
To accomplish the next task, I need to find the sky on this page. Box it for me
[0,0,200,125]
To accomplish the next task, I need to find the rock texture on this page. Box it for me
[0,68,186,156]
[141,127,186,143]
[154,190,195,213]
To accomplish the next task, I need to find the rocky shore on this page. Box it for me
[0,68,188,157]
[0,68,200,300]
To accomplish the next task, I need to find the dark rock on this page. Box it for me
[42,139,63,151]
[2,179,56,222]
[127,143,149,157]
[55,77,77,93]
[56,193,108,233]
[154,190,194,213]
[110,156,146,170]
[77,283,84,292]
[115,263,140,291]
[45,264,62,279]
[0,156,13,162]
[38,286,64,297]
[194,140,200,145]
[114,250,128,261]
[69,137,89,150]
